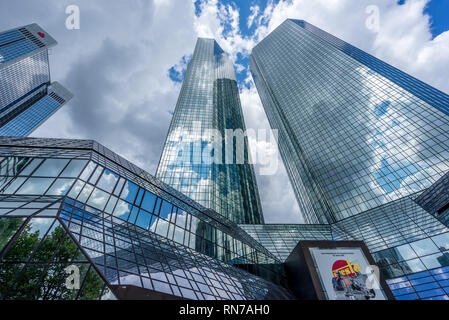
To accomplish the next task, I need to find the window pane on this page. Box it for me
[2,218,55,262]
[19,158,43,176]
[432,233,449,251]
[411,238,439,256]
[1,177,26,194]
[16,178,55,195]
[175,209,187,228]
[135,188,144,207]
[141,191,156,213]
[421,253,449,269]
[173,226,184,244]
[89,166,103,185]
[79,161,97,181]
[104,196,118,214]
[0,217,25,251]
[0,157,31,176]
[113,200,132,220]
[87,188,110,210]
[135,210,151,230]
[373,249,397,266]
[60,159,88,178]
[96,169,119,193]
[113,178,125,196]
[155,218,169,238]
[46,178,75,196]
[392,244,418,261]
[67,180,85,199]
[399,258,426,273]
[127,206,139,224]
[120,181,139,204]
[159,200,173,220]
[33,159,69,177]
[77,184,94,203]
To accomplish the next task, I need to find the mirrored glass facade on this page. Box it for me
[0,137,294,300]
[250,19,449,224]
[157,38,264,225]
[0,24,72,137]
[240,224,332,261]
[248,19,449,300]
[415,171,449,227]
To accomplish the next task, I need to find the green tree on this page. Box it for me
[0,218,24,251]
[0,219,106,300]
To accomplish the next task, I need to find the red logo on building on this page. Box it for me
[37,32,45,38]
[331,259,361,279]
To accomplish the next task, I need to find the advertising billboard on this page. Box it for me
[310,247,387,300]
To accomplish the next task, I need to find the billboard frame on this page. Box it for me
[284,240,395,300]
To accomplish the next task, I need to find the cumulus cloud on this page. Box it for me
[247,5,260,29]
[1,0,448,224]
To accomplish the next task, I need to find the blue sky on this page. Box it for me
[170,0,449,86]
[423,0,449,38]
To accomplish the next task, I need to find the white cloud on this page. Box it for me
[247,5,260,28]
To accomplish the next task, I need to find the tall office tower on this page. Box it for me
[248,20,449,300]
[250,19,449,225]
[157,38,264,224]
[0,24,73,136]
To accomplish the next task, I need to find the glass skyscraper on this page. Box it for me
[249,19,449,300]
[250,19,449,225]
[156,38,263,225]
[0,24,72,137]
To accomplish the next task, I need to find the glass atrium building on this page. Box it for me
[0,137,292,300]
[156,38,264,225]
[0,24,72,136]
[249,19,449,300]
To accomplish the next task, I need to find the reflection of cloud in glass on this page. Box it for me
[118,274,142,287]
[77,184,93,203]
[17,177,54,195]
[363,67,439,201]
[87,188,109,210]
[28,218,54,238]
[120,181,139,203]
[60,159,88,178]
[79,161,96,181]
[97,169,119,193]
[33,159,69,177]
[113,199,131,219]
[46,179,75,195]
[67,180,84,199]
[149,209,188,242]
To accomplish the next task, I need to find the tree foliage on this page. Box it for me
[0,218,105,300]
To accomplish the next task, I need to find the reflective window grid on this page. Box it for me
[156,38,264,225]
[0,137,294,300]
[0,25,72,137]
[239,224,333,261]
[415,171,449,227]
[249,19,449,300]
[251,19,449,225]
[329,196,449,300]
